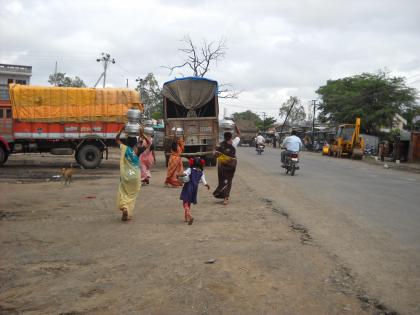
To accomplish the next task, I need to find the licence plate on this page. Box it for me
[291,158,298,162]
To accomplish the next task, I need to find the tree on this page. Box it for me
[136,73,163,119]
[278,96,306,125]
[48,72,86,87]
[165,35,240,99]
[316,71,418,134]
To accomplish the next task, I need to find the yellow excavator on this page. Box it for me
[323,117,364,159]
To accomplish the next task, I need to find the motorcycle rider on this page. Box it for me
[281,130,303,165]
[255,132,265,149]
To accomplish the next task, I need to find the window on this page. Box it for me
[6,109,11,118]
[16,79,27,85]
[7,79,13,84]
[0,109,3,118]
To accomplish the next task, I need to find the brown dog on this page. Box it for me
[62,164,75,185]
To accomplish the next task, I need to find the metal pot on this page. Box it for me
[125,122,140,136]
[127,109,142,122]
[144,126,154,135]
[171,127,184,136]
[219,118,235,129]
[144,119,154,127]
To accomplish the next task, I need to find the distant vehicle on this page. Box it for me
[325,117,364,159]
[0,84,142,168]
[162,77,219,166]
[256,143,264,155]
[282,151,300,176]
[235,119,258,146]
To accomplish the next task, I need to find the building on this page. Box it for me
[0,64,32,101]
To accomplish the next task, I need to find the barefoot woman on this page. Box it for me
[213,124,241,205]
[116,126,150,221]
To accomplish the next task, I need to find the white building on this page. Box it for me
[0,64,32,101]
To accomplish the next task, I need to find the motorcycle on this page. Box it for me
[256,143,265,155]
[282,151,300,176]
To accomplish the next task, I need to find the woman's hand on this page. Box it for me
[205,184,210,190]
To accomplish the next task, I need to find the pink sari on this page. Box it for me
[140,138,154,182]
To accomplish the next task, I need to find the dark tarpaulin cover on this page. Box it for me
[162,77,218,111]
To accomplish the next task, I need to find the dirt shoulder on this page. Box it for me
[0,150,383,314]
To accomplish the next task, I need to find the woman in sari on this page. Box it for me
[116,126,150,221]
[165,127,185,187]
[213,125,241,205]
[140,129,156,185]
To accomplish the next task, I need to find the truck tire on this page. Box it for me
[77,145,102,169]
[0,146,7,167]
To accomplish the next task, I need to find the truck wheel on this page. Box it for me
[77,145,102,169]
[0,147,7,167]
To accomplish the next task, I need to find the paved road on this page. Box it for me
[238,146,420,315]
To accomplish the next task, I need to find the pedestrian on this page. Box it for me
[178,158,210,225]
[378,142,384,162]
[213,124,241,205]
[115,126,150,221]
[165,126,185,187]
[140,128,156,185]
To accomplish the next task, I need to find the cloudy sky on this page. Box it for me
[1,0,419,119]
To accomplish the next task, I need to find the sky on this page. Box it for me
[1,0,420,120]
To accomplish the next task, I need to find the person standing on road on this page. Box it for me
[115,126,150,221]
[177,157,210,225]
[140,129,156,185]
[281,130,303,165]
[165,127,185,187]
[213,124,241,205]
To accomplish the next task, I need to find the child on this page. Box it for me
[178,157,210,225]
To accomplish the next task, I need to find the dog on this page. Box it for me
[62,163,75,185]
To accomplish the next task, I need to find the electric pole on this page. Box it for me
[261,112,267,131]
[311,99,317,150]
[94,53,115,88]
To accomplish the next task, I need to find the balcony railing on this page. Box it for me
[0,63,32,75]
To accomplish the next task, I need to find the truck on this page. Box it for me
[235,119,258,146]
[162,77,219,166]
[0,84,142,168]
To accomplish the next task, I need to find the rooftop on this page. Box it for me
[0,63,32,76]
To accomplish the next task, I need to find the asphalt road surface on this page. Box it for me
[238,146,420,315]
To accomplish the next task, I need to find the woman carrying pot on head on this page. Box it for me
[140,127,156,185]
[164,125,185,187]
[115,126,150,221]
[213,124,241,205]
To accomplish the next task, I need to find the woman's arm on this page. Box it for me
[235,124,241,137]
[115,126,125,145]
[139,127,151,146]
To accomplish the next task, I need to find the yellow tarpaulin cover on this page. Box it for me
[9,84,143,122]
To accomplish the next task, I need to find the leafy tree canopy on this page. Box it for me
[316,71,418,134]
[48,72,86,87]
[279,96,306,125]
[136,73,163,119]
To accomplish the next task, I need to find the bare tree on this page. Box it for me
[164,35,240,98]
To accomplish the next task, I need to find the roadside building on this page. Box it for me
[0,63,32,101]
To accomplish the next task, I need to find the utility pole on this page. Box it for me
[94,53,115,88]
[261,112,267,131]
[311,99,317,150]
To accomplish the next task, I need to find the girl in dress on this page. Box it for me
[178,157,210,225]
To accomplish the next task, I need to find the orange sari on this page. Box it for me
[165,139,184,187]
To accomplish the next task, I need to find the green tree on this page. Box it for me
[279,96,306,125]
[48,72,86,87]
[135,73,163,119]
[316,71,418,134]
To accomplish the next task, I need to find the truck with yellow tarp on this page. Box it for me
[0,84,143,168]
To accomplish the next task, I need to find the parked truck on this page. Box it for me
[162,77,219,166]
[0,84,142,168]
